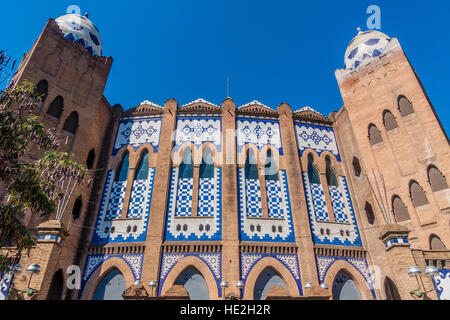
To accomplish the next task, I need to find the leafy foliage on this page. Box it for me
[0,69,89,274]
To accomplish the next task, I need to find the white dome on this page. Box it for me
[344,30,391,69]
[55,13,102,56]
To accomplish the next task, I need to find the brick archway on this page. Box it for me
[80,257,136,300]
[243,257,300,300]
[160,256,219,300]
[323,259,374,300]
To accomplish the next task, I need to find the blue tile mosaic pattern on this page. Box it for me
[158,252,223,297]
[92,169,155,244]
[266,179,284,219]
[432,269,450,300]
[175,178,194,217]
[245,179,263,218]
[174,117,222,152]
[105,181,127,220]
[303,173,362,247]
[344,30,391,69]
[237,118,284,155]
[310,183,330,222]
[295,123,341,161]
[0,272,13,300]
[198,178,215,217]
[164,167,222,241]
[238,169,295,242]
[113,117,162,155]
[316,255,376,299]
[240,253,303,296]
[329,185,349,224]
[79,253,144,299]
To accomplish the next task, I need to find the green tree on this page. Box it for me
[0,54,89,274]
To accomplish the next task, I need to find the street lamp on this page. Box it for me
[408,265,438,298]
[220,281,229,299]
[236,280,245,300]
[305,283,313,289]
[148,280,157,297]
[320,283,328,290]
[25,264,40,297]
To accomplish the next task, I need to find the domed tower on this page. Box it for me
[333,29,450,300]
[10,12,119,300]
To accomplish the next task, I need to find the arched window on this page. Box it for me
[115,151,130,182]
[245,149,259,180]
[86,149,96,170]
[368,124,383,145]
[63,111,79,135]
[392,196,410,222]
[174,267,209,300]
[384,277,401,300]
[365,202,376,225]
[428,166,448,192]
[179,148,193,179]
[410,181,429,207]
[72,196,82,221]
[325,156,339,186]
[93,268,126,300]
[398,96,414,116]
[307,154,320,184]
[47,96,64,118]
[47,269,64,300]
[383,110,398,131]
[200,147,214,179]
[135,150,149,180]
[264,150,278,181]
[332,271,362,300]
[35,80,48,104]
[253,267,287,300]
[430,234,446,250]
[352,157,362,177]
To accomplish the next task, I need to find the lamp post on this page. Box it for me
[220,281,228,300]
[148,280,157,297]
[236,280,245,300]
[24,264,40,297]
[408,265,439,298]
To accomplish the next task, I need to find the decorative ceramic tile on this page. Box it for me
[295,123,340,161]
[0,272,13,301]
[237,119,283,155]
[113,118,162,155]
[433,269,450,300]
[174,117,221,152]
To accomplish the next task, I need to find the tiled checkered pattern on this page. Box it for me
[245,179,263,218]
[105,181,127,220]
[175,178,193,217]
[266,179,284,219]
[310,183,330,222]
[198,177,215,217]
[384,237,409,249]
[329,185,348,223]
[126,180,148,218]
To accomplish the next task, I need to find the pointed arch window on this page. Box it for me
[428,166,448,192]
[72,196,82,221]
[115,151,130,182]
[352,156,362,177]
[369,124,383,145]
[86,149,96,170]
[63,111,79,135]
[392,196,410,222]
[179,148,194,179]
[307,154,320,184]
[36,80,48,105]
[365,202,376,225]
[398,96,414,116]
[430,234,446,250]
[47,96,64,118]
[135,150,149,180]
[264,149,278,181]
[383,110,398,131]
[325,156,339,187]
[200,147,214,179]
[410,181,429,207]
[245,149,259,180]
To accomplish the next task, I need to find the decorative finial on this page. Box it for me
[357,27,362,33]
[84,12,89,18]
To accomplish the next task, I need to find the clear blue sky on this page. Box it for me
[2,0,449,133]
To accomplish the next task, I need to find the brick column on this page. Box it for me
[379,224,437,300]
[221,98,241,298]
[277,103,319,289]
[141,99,178,295]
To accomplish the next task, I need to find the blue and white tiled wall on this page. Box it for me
[164,167,222,241]
[237,118,283,155]
[295,122,340,161]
